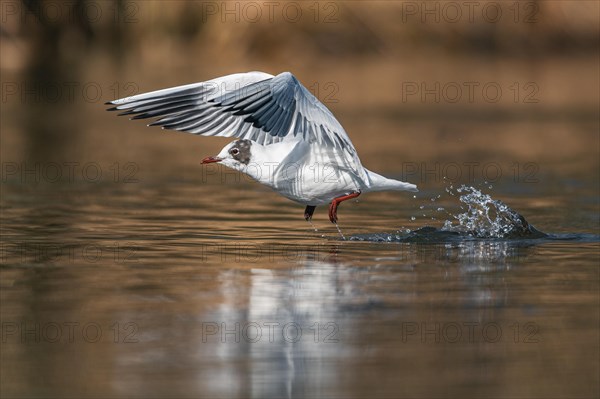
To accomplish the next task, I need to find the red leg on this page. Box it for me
[328,191,361,224]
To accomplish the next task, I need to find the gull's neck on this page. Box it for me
[240,140,301,186]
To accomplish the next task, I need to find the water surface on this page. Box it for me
[1,176,598,399]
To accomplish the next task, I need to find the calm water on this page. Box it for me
[1,175,598,399]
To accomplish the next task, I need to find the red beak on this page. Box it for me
[201,156,222,164]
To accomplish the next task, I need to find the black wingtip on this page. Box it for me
[104,101,114,105]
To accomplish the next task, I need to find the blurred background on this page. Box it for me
[1,0,598,184]
[1,1,599,399]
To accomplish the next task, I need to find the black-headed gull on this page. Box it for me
[107,72,417,224]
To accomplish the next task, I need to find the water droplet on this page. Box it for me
[410,216,416,221]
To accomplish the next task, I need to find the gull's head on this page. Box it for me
[201,139,253,171]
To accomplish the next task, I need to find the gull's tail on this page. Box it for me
[364,169,418,193]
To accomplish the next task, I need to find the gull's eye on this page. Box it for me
[230,148,240,156]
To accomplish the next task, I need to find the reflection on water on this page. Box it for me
[1,179,598,398]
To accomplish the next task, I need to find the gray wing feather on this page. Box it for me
[107,71,358,154]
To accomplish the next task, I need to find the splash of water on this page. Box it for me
[349,185,547,242]
[440,185,544,238]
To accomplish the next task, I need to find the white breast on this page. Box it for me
[242,140,366,205]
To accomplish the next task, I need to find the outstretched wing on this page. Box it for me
[107,71,359,153]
